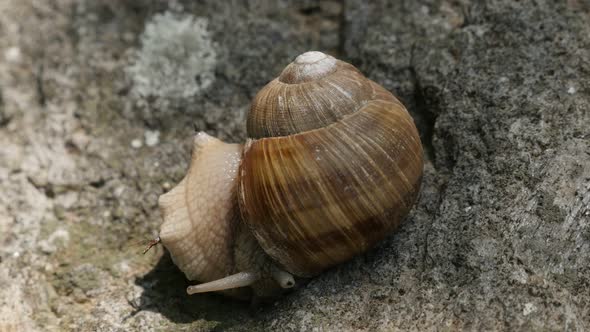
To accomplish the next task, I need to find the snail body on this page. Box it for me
[157,51,423,298]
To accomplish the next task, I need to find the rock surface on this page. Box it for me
[0,0,588,331]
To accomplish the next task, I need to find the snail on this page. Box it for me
[153,51,423,299]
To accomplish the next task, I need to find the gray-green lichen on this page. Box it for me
[126,11,217,100]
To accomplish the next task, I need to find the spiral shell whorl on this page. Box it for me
[278,51,337,84]
[247,51,382,139]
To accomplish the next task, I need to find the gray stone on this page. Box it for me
[0,0,588,331]
[0,88,6,126]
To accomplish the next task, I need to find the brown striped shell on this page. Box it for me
[238,51,423,277]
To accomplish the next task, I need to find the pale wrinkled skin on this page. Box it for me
[158,132,287,298]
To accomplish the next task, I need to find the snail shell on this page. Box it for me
[157,51,423,298]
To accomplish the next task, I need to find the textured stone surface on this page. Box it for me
[0,0,588,331]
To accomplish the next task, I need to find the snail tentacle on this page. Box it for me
[271,266,295,289]
[186,271,259,295]
[142,236,161,254]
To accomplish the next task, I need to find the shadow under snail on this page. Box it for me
[150,51,424,299]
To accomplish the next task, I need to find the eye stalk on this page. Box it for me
[187,272,259,295]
